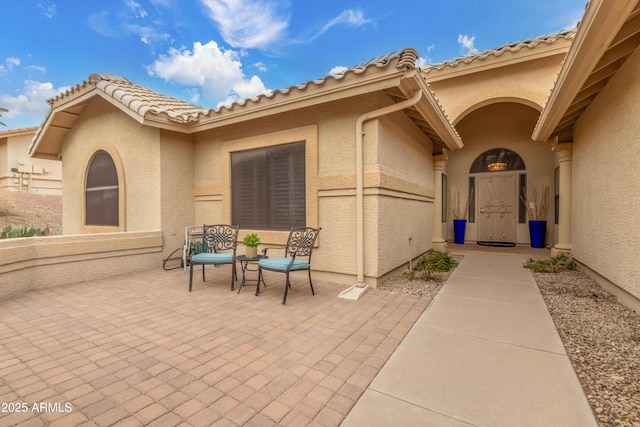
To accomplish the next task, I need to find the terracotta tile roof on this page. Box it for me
[31,47,463,154]
[43,49,420,122]
[209,48,420,114]
[422,29,577,73]
[0,127,38,137]
[48,73,210,123]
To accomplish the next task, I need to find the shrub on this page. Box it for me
[524,253,577,273]
[1,224,49,239]
[415,250,456,280]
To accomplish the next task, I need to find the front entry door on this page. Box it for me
[477,174,516,243]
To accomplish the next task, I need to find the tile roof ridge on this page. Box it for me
[422,28,577,73]
[212,47,420,114]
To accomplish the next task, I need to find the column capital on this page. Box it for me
[433,153,448,171]
[552,141,573,162]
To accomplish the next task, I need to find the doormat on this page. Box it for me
[477,241,516,247]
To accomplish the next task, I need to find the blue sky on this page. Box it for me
[1,0,587,130]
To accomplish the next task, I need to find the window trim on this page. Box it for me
[83,147,125,233]
[217,125,319,247]
[231,141,306,230]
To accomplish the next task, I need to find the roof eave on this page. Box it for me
[532,0,639,141]
[424,38,573,83]
[398,72,463,150]
[190,68,411,131]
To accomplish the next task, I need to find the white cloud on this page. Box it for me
[199,0,289,50]
[307,8,373,42]
[0,80,70,119]
[26,65,47,74]
[329,66,348,76]
[38,2,56,18]
[321,9,372,34]
[253,62,267,72]
[127,1,148,19]
[458,34,478,56]
[124,23,171,45]
[148,41,271,106]
[87,11,119,38]
[416,44,436,67]
[0,57,21,75]
[88,4,170,45]
[6,57,21,69]
[415,57,428,68]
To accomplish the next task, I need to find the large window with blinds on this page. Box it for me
[231,141,306,230]
[85,150,119,226]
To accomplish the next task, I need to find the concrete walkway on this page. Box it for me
[342,251,598,427]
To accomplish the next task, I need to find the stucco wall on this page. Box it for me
[374,111,434,278]
[159,130,195,259]
[192,93,436,285]
[446,102,555,244]
[61,98,162,234]
[426,54,567,124]
[572,47,640,302]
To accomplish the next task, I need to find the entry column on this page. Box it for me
[552,142,573,255]
[432,153,448,251]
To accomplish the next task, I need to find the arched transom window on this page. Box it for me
[85,150,119,226]
[469,148,526,173]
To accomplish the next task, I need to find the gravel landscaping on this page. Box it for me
[534,269,640,427]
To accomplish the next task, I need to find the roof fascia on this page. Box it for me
[424,39,572,83]
[532,0,639,141]
[399,71,463,150]
[0,127,38,138]
[188,69,408,132]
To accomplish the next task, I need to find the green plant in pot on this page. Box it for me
[243,233,260,258]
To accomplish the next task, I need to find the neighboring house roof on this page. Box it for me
[29,47,463,159]
[533,0,640,142]
[421,29,576,81]
[0,127,38,138]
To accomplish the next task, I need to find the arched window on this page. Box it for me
[469,148,526,173]
[85,150,119,226]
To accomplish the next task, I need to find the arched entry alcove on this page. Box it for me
[444,102,555,246]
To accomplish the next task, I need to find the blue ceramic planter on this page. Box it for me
[528,220,547,248]
[453,219,467,244]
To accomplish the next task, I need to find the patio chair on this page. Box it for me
[258,227,321,304]
[189,224,239,292]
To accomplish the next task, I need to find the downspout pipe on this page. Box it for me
[354,89,423,286]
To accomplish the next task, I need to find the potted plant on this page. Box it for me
[243,233,261,258]
[450,189,473,244]
[521,185,549,248]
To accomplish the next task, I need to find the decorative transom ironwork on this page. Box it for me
[470,148,525,174]
[202,224,239,252]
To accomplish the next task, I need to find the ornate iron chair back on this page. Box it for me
[202,224,239,253]
[284,227,320,261]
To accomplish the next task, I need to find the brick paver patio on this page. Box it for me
[0,266,429,426]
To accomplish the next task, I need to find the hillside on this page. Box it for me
[0,192,62,235]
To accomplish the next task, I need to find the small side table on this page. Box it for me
[236,255,267,295]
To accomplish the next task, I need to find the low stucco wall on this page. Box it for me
[0,231,163,300]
